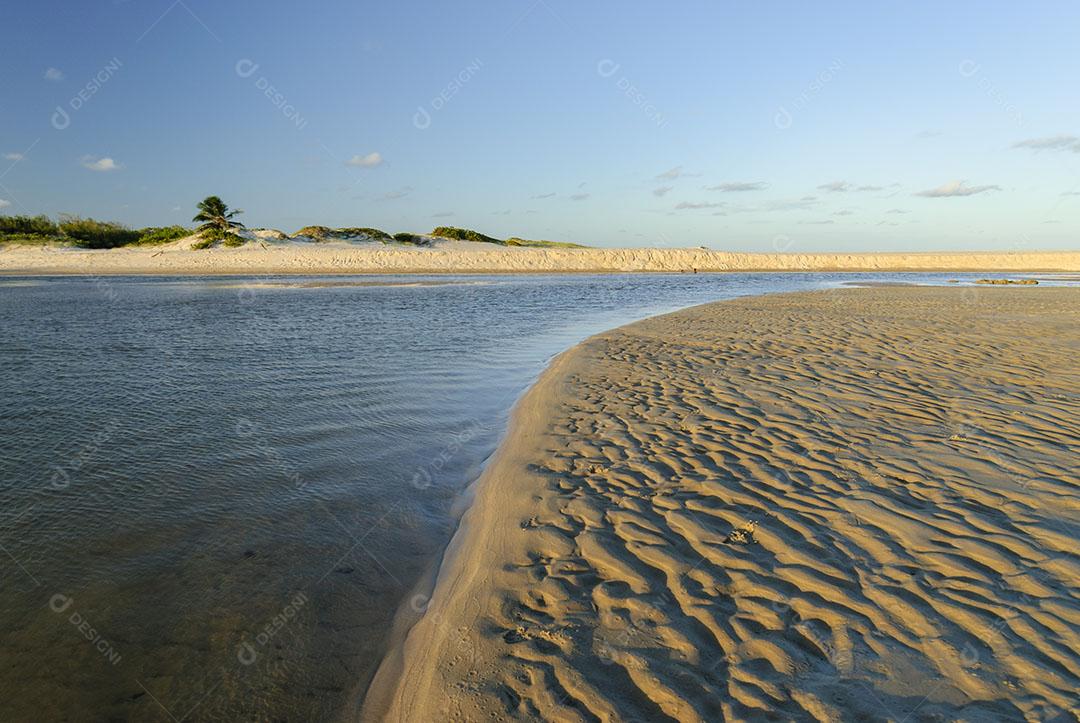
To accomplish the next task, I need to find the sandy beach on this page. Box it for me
[2,240,1079,275]
[367,287,1080,721]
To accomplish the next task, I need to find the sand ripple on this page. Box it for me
[370,287,1079,722]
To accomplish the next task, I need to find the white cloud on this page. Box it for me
[832,210,855,216]
[914,180,1000,198]
[530,192,556,199]
[653,186,673,197]
[0,199,11,209]
[675,201,724,210]
[4,153,24,161]
[377,186,412,201]
[44,67,64,81]
[705,181,768,192]
[654,167,700,181]
[345,152,383,168]
[816,182,884,193]
[689,196,816,214]
[81,156,121,172]
[570,193,590,201]
[655,166,683,181]
[1012,135,1080,153]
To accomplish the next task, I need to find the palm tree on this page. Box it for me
[193,196,244,234]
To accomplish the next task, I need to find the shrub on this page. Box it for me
[192,227,245,249]
[392,232,426,244]
[338,227,392,241]
[134,226,191,245]
[59,216,141,248]
[293,225,333,239]
[505,237,586,248]
[294,226,393,242]
[0,214,60,238]
[430,226,502,244]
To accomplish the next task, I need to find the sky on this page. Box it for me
[1,0,1078,252]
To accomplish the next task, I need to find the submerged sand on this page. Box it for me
[368,287,1079,721]
[2,240,1079,275]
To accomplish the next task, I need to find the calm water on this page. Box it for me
[0,271,1045,720]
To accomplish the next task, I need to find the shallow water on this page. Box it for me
[0,271,1058,720]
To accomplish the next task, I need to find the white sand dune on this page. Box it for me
[1,238,1078,275]
[367,287,1080,722]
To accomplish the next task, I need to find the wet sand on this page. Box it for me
[2,240,1079,275]
[368,287,1080,721]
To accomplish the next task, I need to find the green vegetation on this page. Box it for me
[294,226,394,242]
[0,214,193,248]
[340,227,392,241]
[430,226,502,244]
[0,214,60,239]
[193,196,244,234]
[1,207,589,250]
[193,227,245,248]
[431,226,586,248]
[187,197,246,249]
[505,237,586,248]
[58,216,142,249]
[293,225,333,239]
[133,226,191,245]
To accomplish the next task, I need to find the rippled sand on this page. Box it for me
[369,287,1080,721]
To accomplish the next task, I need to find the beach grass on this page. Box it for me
[431,226,587,248]
[0,214,194,249]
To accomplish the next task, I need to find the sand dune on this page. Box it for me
[2,239,1079,275]
[367,287,1080,721]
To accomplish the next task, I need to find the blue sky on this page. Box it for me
[1,0,1078,251]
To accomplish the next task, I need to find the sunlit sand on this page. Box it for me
[369,287,1079,721]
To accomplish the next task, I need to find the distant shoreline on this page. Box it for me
[2,241,1078,275]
